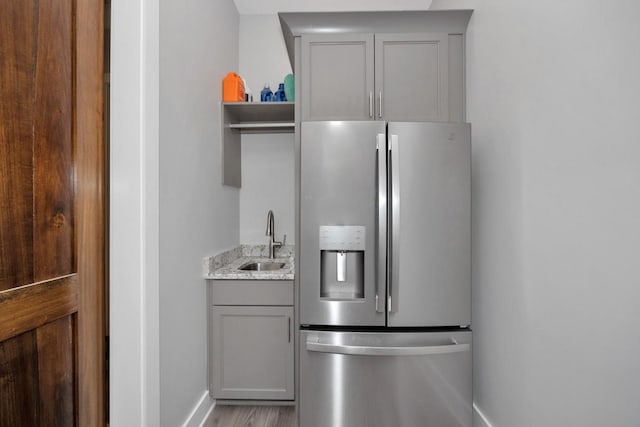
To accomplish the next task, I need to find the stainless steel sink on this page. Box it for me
[239,261,286,271]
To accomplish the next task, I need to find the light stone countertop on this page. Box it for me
[203,244,294,280]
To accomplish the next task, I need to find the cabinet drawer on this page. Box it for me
[212,280,293,306]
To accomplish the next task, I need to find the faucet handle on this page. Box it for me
[281,234,287,246]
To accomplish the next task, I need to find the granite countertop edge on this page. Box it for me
[203,244,295,281]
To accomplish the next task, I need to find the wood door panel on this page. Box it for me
[0,317,76,427]
[0,0,75,289]
[0,276,78,343]
[0,0,36,291]
[0,330,39,427]
[33,0,75,282]
[36,315,76,426]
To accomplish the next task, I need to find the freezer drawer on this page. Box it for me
[299,330,472,427]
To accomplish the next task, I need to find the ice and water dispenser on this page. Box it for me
[319,226,365,300]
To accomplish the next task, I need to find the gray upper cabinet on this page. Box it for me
[375,33,448,121]
[301,32,458,122]
[301,33,374,121]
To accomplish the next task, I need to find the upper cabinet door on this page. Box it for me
[375,33,449,122]
[301,33,374,121]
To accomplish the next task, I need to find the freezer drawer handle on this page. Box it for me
[306,338,469,356]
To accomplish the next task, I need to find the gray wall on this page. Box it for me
[240,133,295,245]
[239,14,295,245]
[109,0,161,423]
[466,1,640,426]
[118,1,640,424]
[159,0,239,425]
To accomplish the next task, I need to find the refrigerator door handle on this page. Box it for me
[306,338,470,356]
[376,133,387,313]
[389,134,400,313]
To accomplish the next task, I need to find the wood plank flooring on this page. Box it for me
[206,405,297,427]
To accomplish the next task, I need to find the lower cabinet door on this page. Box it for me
[212,305,294,400]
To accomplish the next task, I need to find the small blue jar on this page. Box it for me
[273,83,287,102]
[260,84,273,102]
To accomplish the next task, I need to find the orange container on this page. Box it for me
[222,72,245,102]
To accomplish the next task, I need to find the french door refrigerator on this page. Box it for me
[299,121,472,427]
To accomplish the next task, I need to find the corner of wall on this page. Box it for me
[473,403,494,427]
[181,392,215,427]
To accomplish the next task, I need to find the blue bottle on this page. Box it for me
[260,84,273,102]
[273,83,287,102]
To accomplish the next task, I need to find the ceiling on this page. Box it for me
[232,0,436,15]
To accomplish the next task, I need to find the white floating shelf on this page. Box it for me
[223,102,294,124]
[221,102,296,188]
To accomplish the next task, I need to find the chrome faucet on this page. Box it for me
[265,210,283,259]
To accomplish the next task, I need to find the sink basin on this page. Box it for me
[239,261,286,271]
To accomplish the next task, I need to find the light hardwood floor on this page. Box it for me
[206,405,297,427]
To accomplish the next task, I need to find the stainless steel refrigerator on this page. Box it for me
[299,121,472,427]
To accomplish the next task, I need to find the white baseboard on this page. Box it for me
[186,395,489,427]
[473,402,494,427]
[181,391,215,427]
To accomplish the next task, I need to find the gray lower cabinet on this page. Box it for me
[301,32,463,122]
[210,280,294,401]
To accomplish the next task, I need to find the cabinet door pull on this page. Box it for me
[288,317,291,343]
[379,91,383,118]
[369,91,373,118]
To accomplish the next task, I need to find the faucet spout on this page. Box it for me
[265,210,282,259]
[266,210,274,237]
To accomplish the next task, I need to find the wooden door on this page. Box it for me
[0,0,105,425]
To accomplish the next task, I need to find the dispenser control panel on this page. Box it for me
[319,226,365,251]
